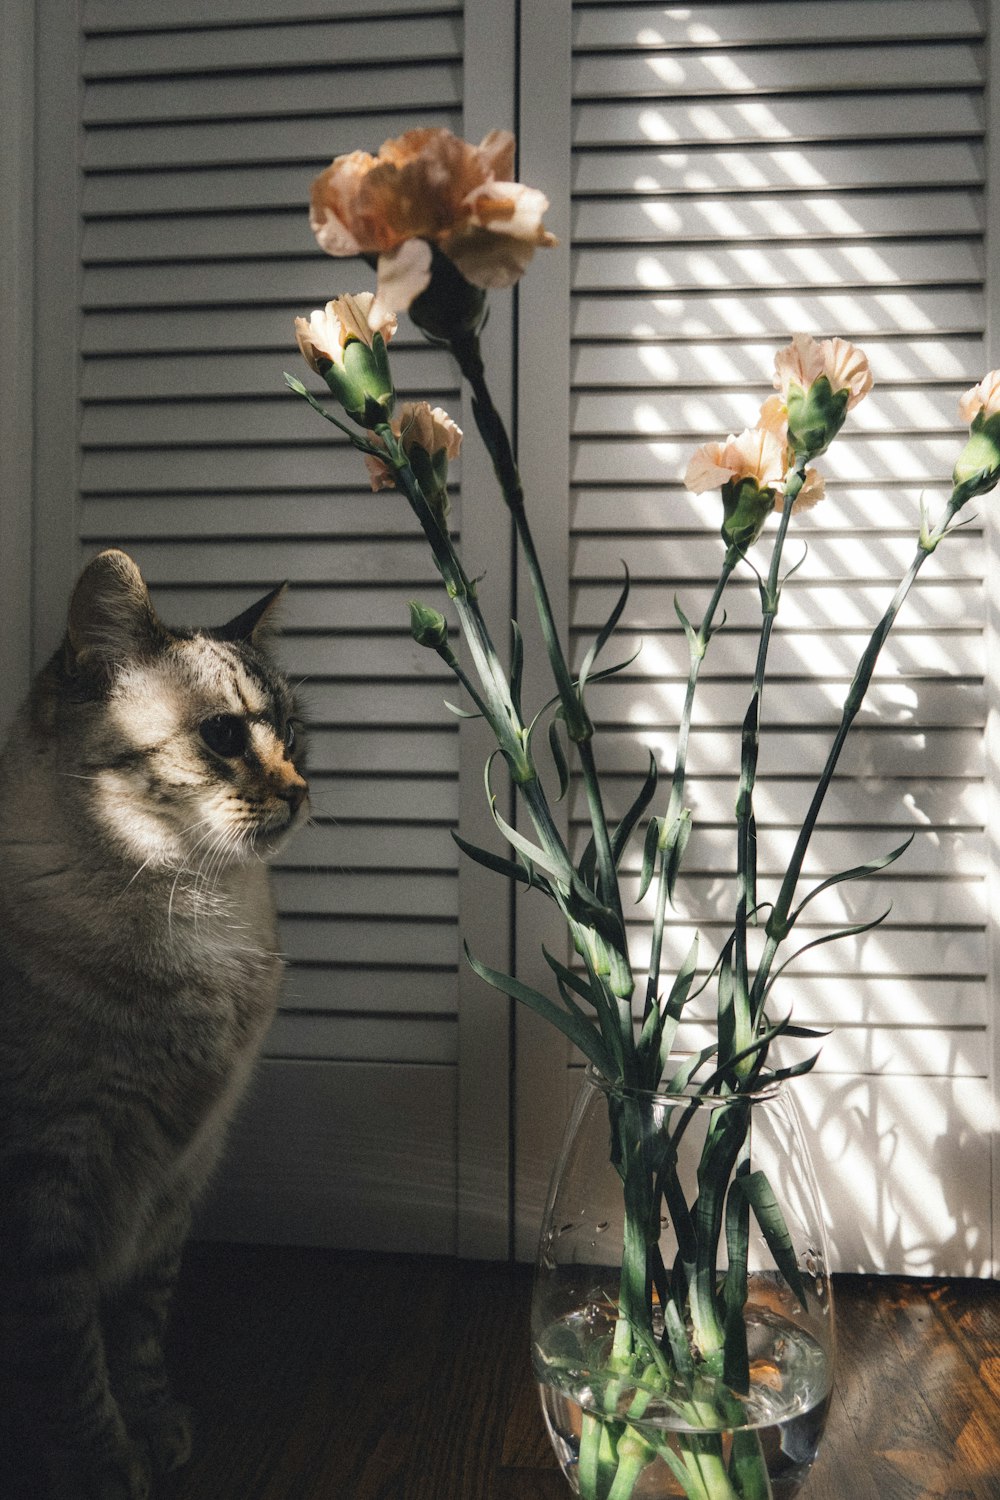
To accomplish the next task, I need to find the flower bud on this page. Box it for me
[782,374,849,461]
[952,372,1000,504]
[720,475,776,549]
[364,402,462,524]
[408,600,450,650]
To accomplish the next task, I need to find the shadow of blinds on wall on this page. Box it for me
[77,0,470,1252]
[565,0,992,1274]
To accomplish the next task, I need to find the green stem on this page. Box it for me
[645,550,738,1023]
[449,332,634,1033]
[730,474,801,1075]
[752,486,966,1015]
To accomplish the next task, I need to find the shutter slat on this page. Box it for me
[83,63,462,124]
[572,143,983,196]
[574,92,984,146]
[573,241,984,293]
[83,17,462,77]
[83,109,460,170]
[572,3,981,50]
[575,45,983,99]
[573,192,983,242]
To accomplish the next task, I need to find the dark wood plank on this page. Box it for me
[156,1247,1000,1500]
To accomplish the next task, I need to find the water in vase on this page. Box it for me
[535,1300,831,1498]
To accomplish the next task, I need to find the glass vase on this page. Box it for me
[531,1067,834,1500]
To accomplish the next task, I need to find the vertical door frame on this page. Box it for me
[31,0,84,668]
[456,0,520,1257]
[513,0,574,1260]
[0,0,37,731]
[985,0,1000,1279]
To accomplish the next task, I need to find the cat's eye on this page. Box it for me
[199,714,248,759]
[283,720,297,754]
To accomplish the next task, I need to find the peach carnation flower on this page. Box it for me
[294,292,397,374]
[309,128,557,322]
[365,402,463,504]
[684,427,785,495]
[773,332,872,410]
[756,395,825,513]
[958,370,1000,425]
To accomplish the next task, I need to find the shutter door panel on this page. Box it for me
[560,1,992,1273]
[72,0,472,1252]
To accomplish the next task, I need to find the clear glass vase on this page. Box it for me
[531,1067,834,1500]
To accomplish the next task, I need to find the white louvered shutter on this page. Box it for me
[513,0,996,1274]
[11,0,1000,1273]
[26,0,521,1255]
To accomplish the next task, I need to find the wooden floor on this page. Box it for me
[158,1243,1000,1500]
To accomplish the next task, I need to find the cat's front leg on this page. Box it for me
[102,1210,193,1478]
[1,1169,152,1500]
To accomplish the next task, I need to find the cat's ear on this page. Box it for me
[213,582,287,644]
[66,550,167,670]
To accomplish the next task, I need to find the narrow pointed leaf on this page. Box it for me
[464,943,614,1075]
[610,752,659,869]
[764,910,892,998]
[667,1044,718,1093]
[674,595,699,660]
[664,808,693,905]
[451,829,533,887]
[510,620,525,720]
[488,795,572,888]
[548,713,570,802]
[790,834,915,921]
[735,1169,810,1308]
[443,699,482,719]
[578,565,630,693]
[638,815,661,902]
[543,946,597,1005]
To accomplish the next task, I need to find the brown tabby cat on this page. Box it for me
[0,550,309,1499]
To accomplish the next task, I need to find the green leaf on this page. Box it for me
[674,595,700,664]
[443,699,482,719]
[667,1044,718,1093]
[637,815,661,902]
[484,772,572,890]
[663,808,692,906]
[788,834,915,924]
[548,714,570,802]
[510,620,525,720]
[451,829,533,887]
[763,909,892,1000]
[463,943,615,1075]
[609,752,659,870]
[578,564,631,694]
[543,946,596,1004]
[283,372,381,448]
[735,1169,810,1309]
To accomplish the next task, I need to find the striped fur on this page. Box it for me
[0,552,309,1498]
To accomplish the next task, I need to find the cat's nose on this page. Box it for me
[282,778,308,817]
